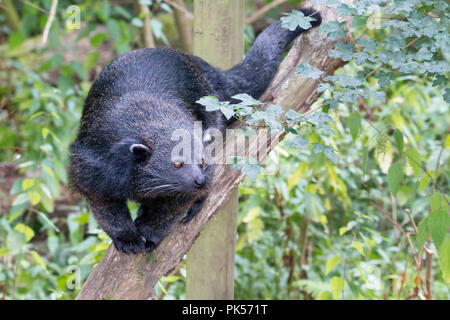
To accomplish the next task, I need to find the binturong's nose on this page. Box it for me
[193,176,205,188]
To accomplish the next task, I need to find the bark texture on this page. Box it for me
[76,2,350,300]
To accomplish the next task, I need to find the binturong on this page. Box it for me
[69,9,321,254]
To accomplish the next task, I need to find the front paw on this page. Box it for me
[136,225,164,253]
[112,232,146,254]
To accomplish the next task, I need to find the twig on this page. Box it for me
[424,246,433,300]
[164,0,193,20]
[19,0,49,14]
[246,0,287,25]
[42,0,58,44]
[135,0,155,48]
[171,0,193,53]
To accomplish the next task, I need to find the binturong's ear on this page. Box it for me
[130,144,151,162]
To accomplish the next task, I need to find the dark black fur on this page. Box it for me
[69,9,321,254]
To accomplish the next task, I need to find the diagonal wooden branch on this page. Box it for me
[76,2,350,300]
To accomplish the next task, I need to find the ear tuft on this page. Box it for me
[130,144,151,162]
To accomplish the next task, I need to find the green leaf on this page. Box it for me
[22,179,34,191]
[243,207,261,223]
[12,193,29,207]
[375,137,393,174]
[90,32,108,46]
[296,62,324,79]
[347,112,361,140]
[352,241,365,256]
[393,129,404,154]
[326,256,341,275]
[83,51,100,74]
[0,248,9,257]
[405,148,421,177]
[330,277,345,300]
[8,31,25,50]
[437,236,450,284]
[428,207,449,249]
[415,218,429,250]
[43,165,56,179]
[387,161,404,195]
[247,218,264,243]
[430,192,442,212]
[6,230,26,252]
[28,191,41,205]
[31,250,48,272]
[14,223,34,242]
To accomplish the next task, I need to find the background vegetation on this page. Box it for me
[0,0,448,300]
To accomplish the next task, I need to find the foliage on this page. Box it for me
[0,0,448,300]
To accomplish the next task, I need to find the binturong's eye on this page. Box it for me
[173,161,183,169]
[130,144,151,162]
[200,159,205,168]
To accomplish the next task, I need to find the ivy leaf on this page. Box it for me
[357,38,377,52]
[432,74,447,87]
[296,62,324,79]
[387,161,404,195]
[231,93,261,106]
[231,157,262,181]
[280,10,316,31]
[285,136,309,149]
[196,96,236,120]
[324,74,362,87]
[318,21,346,40]
[312,144,338,163]
[329,42,355,62]
[247,105,283,132]
[443,88,450,103]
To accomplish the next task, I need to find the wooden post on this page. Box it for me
[186,0,244,300]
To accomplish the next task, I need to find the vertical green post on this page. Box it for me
[186,0,244,300]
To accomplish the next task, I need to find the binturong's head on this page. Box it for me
[122,116,215,201]
[127,130,213,200]
[70,92,217,202]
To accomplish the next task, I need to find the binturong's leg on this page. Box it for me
[181,196,206,224]
[88,199,145,254]
[134,203,179,253]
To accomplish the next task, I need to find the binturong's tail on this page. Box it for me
[224,8,322,100]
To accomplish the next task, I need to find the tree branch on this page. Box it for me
[42,0,58,45]
[246,0,287,25]
[171,0,193,53]
[76,2,351,300]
